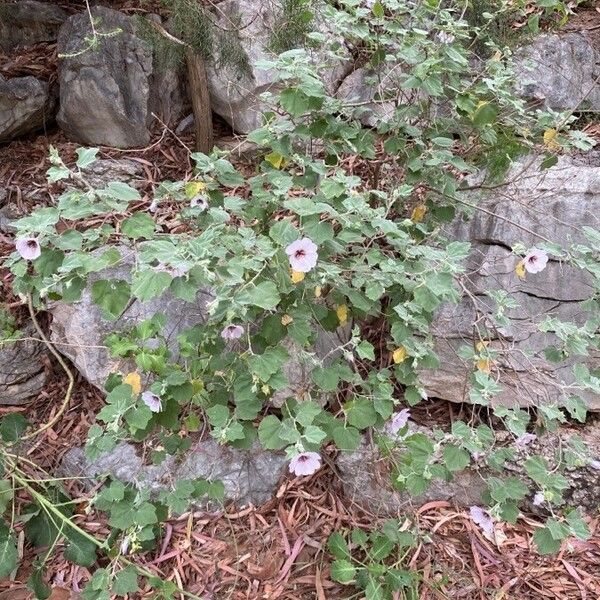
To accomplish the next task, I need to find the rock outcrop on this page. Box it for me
[0,75,54,142]
[0,0,67,51]
[420,153,600,410]
[516,32,600,112]
[60,438,288,509]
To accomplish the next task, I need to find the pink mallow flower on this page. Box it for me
[285,238,318,273]
[523,248,548,274]
[15,237,41,261]
[221,324,244,340]
[533,492,545,507]
[289,452,322,477]
[141,391,162,413]
[190,195,209,211]
[469,506,494,537]
[385,408,411,437]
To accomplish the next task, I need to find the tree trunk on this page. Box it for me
[185,47,213,153]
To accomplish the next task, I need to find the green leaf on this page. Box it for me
[443,445,470,472]
[472,102,498,127]
[64,531,97,567]
[109,501,157,530]
[332,425,361,451]
[0,523,17,577]
[91,279,131,320]
[533,526,561,555]
[372,1,384,17]
[238,281,281,310]
[0,413,29,442]
[280,88,311,117]
[131,270,172,302]
[75,147,99,169]
[368,534,395,561]
[327,532,350,560]
[27,565,51,600]
[566,509,590,540]
[122,213,156,239]
[330,559,355,584]
[112,567,139,596]
[258,415,286,450]
[345,398,377,429]
[0,480,13,513]
[105,182,141,202]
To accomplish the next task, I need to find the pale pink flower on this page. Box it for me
[533,492,545,506]
[589,459,600,471]
[15,237,41,260]
[289,452,322,477]
[436,31,455,44]
[221,324,244,340]
[523,248,548,274]
[515,433,536,447]
[141,391,162,413]
[190,195,209,211]
[385,408,411,436]
[469,506,494,537]
[285,238,318,273]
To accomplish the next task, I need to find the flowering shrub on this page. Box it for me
[0,0,597,595]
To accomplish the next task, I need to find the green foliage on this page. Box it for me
[1,0,598,596]
[327,523,418,597]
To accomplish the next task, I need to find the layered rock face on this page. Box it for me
[420,153,600,411]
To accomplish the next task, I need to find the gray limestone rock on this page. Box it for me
[0,75,54,142]
[516,32,600,112]
[60,438,288,508]
[419,153,600,410]
[0,1,67,51]
[0,326,48,405]
[56,7,154,148]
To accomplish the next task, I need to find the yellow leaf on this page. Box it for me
[123,372,141,396]
[314,286,322,298]
[543,128,560,150]
[265,152,285,169]
[261,384,271,395]
[281,314,293,326]
[336,304,348,325]
[475,340,489,353]
[492,50,502,61]
[515,260,526,279]
[184,181,206,198]
[411,204,427,223]
[477,358,492,373]
[291,270,305,283]
[392,346,408,364]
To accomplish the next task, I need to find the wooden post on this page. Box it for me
[185,47,213,154]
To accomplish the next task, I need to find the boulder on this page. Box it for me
[206,0,348,133]
[0,1,67,51]
[0,75,54,142]
[516,32,600,112]
[0,326,47,405]
[336,66,403,127]
[338,423,600,515]
[79,158,145,190]
[49,247,214,391]
[60,438,288,508]
[57,7,153,148]
[420,152,600,410]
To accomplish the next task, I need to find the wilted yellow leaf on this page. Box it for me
[392,346,408,364]
[492,50,502,61]
[314,286,322,298]
[265,152,285,169]
[281,314,293,326]
[543,128,560,150]
[475,340,489,353]
[261,384,271,395]
[336,304,348,325]
[291,270,305,283]
[411,204,427,223]
[477,358,492,373]
[515,260,526,279]
[123,372,141,395]
[184,180,206,198]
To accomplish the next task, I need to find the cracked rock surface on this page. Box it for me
[419,153,600,410]
[59,439,288,509]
